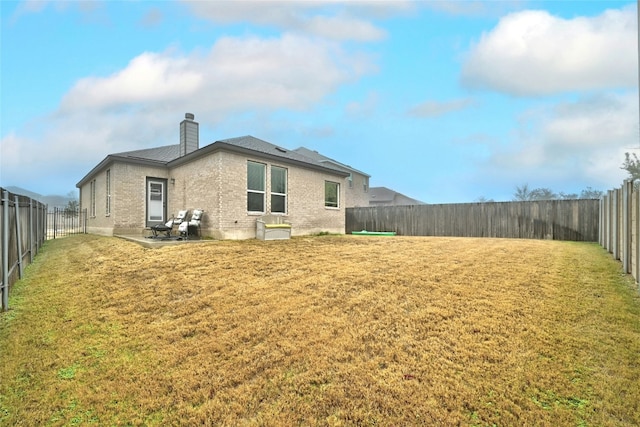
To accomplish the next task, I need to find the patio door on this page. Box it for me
[146,178,167,227]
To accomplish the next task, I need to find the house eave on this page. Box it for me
[76,155,168,188]
[318,159,371,178]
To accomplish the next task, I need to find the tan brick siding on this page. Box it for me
[345,172,370,208]
[80,150,348,239]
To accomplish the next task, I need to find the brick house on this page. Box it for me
[76,114,368,239]
[292,147,370,208]
[369,187,423,206]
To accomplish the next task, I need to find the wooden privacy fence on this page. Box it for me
[347,199,600,241]
[1,187,47,311]
[600,179,640,287]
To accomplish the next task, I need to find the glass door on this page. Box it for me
[146,178,166,226]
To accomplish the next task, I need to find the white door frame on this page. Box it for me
[146,177,167,227]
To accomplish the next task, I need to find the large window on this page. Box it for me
[105,169,111,216]
[325,181,339,208]
[247,161,266,212]
[270,166,287,214]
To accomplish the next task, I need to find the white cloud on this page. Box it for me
[3,33,376,192]
[408,98,475,118]
[461,6,637,95]
[481,92,638,189]
[61,34,374,115]
[180,0,412,41]
[61,52,203,111]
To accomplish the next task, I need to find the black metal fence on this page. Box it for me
[347,199,600,241]
[47,207,87,239]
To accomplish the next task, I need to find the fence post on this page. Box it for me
[14,195,24,279]
[623,180,632,273]
[635,187,640,284]
[29,198,34,263]
[53,207,57,239]
[2,190,10,311]
[599,196,604,247]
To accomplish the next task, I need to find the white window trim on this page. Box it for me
[247,161,266,214]
[90,179,96,217]
[105,169,111,216]
[324,180,340,209]
[270,166,287,214]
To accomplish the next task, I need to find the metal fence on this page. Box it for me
[47,206,87,239]
[347,199,600,241]
[1,188,48,311]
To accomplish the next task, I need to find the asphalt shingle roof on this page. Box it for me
[218,136,348,174]
[293,146,370,177]
[79,135,353,187]
[113,144,180,163]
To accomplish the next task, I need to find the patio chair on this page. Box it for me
[178,209,203,240]
[256,214,291,240]
[150,210,188,238]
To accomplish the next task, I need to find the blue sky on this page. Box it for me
[1,0,637,203]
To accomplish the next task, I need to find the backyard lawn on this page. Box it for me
[1,234,639,426]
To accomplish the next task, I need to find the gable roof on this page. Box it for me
[293,147,370,177]
[77,135,350,187]
[112,144,180,163]
[217,136,346,173]
[369,186,424,205]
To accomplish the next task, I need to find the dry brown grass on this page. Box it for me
[1,234,639,426]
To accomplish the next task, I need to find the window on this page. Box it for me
[271,166,287,214]
[325,181,339,208]
[90,179,96,217]
[105,169,111,216]
[247,161,266,212]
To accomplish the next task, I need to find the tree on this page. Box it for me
[513,184,533,201]
[475,196,495,203]
[64,199,79,217]
[558,192,578,200]
[529,188,557,200]
[579,187,604,199]
[621,152,640,180]
[513,184,601,201]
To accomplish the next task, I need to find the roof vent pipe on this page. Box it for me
[180,113,199,156]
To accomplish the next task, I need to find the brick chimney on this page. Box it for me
[180,113,199,156]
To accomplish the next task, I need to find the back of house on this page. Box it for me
[76,114,368,239]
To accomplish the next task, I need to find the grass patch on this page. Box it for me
[1,234,639,425]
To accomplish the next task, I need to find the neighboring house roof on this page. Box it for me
[77,135,350,187]
[293,147,370,178]
[369,186,424,205]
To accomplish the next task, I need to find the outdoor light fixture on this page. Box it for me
[170,178,175,185]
